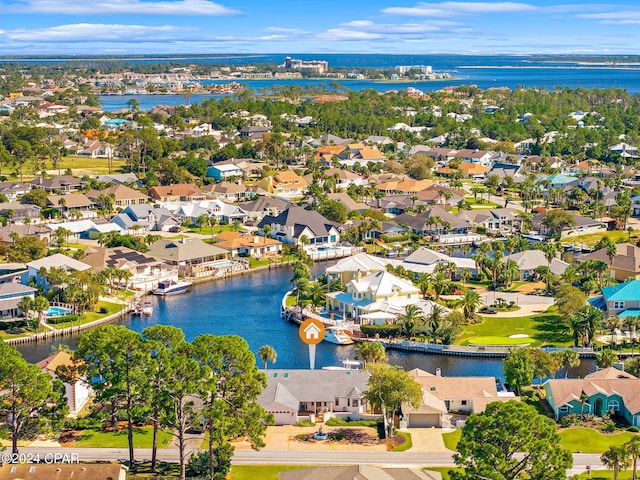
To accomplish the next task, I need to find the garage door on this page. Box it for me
[408,413,440,428]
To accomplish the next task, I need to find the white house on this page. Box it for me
[37,351,92,415]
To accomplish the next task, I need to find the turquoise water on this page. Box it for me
[46,306,72,317]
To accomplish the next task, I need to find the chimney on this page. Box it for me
[356,270,362,281]
[254,236,260,244]
[435,368,442,376]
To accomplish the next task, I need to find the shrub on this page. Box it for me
[47,314,79,325]
[329,432,345,441]
[65,417,103,430]
[360,324,402,338]
[602,420,616,433]
[559,414,582,427]
[296,420,315,427]
[628,426,640,433]
[325,417,379,427]
[98,307,109,314]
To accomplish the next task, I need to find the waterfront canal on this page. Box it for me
[16,263,596,380]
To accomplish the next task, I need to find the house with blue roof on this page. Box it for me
[590,279,640,318]
[543,173,578,189]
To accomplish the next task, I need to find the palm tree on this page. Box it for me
[397,304,424,339]
[596,349,618,369]
[606,243,618,282]
[431,271,448,300]
[601,444,631,480]
[355,341,387,366]
[559,349,580,378]
[32,296,50,331]
[459,268,471,287]
[626,435,640,480]
[307,281,327,313]
[414,273,432,299]
[461,289,482,322]
[258,345,277,370]
[427,304,446,344]
[624,315,639,354]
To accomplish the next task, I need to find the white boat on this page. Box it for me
[322,360,363,371]
[324,326,354,345]
[152,280,193,296]
[141,302,153,316]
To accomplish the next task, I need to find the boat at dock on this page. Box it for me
[324,326,354,345]
[152,279,193,296]
[141,302,153,316]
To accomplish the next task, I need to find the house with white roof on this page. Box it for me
[400,247,477,278]
[26,254,91,289]
[258,206,340,246]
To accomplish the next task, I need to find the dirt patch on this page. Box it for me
[59,429,81,445]
[387,434,407,450]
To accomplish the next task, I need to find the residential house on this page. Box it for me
[36,351,92,415]
[327,192,368,213]
[94,173,140,186]
[0,181,32,200]
[0,202,41,224]
[375,178,433,195]
[242,196,290,223]
[577,243,640,282]
[590,279,640,318]
[437,162,488,179]
[457,208,521,233]
[0,263,28,286]
[416,185,465,206]
[454,148,494,167]
[46,193,97,219]
[77,139,113,158]
[201,181,264,202]
[404,368,518,428]
[423,147,457,164]
[0,282,36,319]
[82,246,175,292]
[175,199,247,225]
[401,247,477,277]
[26,254,91,289]
[339,146,385,167]
[544,370,640,426]
[258,206,340,246]
[365,135,395,147]
[543,173,578,190]
[487,163,526,183]
[147,183,206,203]
[279,466,441,480]
[29,175,83,194]
[86,184,149,208]
[214,231,282,258]
[326,270,434,323]
[304,168,365,189]
[611,142,640,160]
[314,145,349,165]
[256,170,309,198]
[239,125,271,141]
[503,249,569,280]
[325,253,392,285]
[0,463,128,480]
[531,212,606,239]
[206,162,245,181]
[146,237,229,277]
[117,204,181,232]
[258,369,370,425]
[373,194,421,215]
[392,208,470,235]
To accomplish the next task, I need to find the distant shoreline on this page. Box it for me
[460,65,640,70]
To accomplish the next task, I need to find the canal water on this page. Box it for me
[16,262,596,381]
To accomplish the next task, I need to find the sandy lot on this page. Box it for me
[233,425,389,452]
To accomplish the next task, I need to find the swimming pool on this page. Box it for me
[210,260,236,268]
[316,246,336,252]
[46,306,73,317]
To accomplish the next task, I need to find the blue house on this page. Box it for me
[590,279,640,318]
[207,163,244,181]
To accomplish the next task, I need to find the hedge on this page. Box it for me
[47,314,80,325]
[360,324,402,337]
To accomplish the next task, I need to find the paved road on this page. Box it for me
[16,446,607,473]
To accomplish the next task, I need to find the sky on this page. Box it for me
[2,0,640,56]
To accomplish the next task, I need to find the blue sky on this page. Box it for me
[2,0,640,55]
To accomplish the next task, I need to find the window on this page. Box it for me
[614,301,625,310]
[461,400,467,406]
[608,400,620,412]
[335,398,339,406]
[352,399,358,407]
[559,405,570,415]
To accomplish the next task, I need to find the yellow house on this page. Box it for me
[257,170,309,198]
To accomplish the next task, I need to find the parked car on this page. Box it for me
[479,307,498,314]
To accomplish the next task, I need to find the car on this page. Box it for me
[168,226,181,233]
[479,307,498,314]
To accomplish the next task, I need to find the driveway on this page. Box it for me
[404,428,452,453]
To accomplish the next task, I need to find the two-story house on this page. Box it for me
[258,206,340,246]
[256,171,309,198]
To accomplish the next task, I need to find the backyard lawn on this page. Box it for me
[568,230,637,247]
[52,300,124,329]
[66,427,172,448]
[457,307,571,348]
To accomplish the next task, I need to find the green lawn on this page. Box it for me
[52,300,124,329]
[559,428,636,453]
[457,307,571,348]
[392,431,413,452]
[442,429,461,451]
[250,258,272,268]
[467,336,532,346]
[466,198,499,207]
[568,230,637,247]
[69,427,172,448]
[574,471,636,479]
[229,465,307,480]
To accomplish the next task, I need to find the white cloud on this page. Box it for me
[579,10,640,24]
[383,1,537,17]
[0,23,190,42]
[5,0,241,16]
